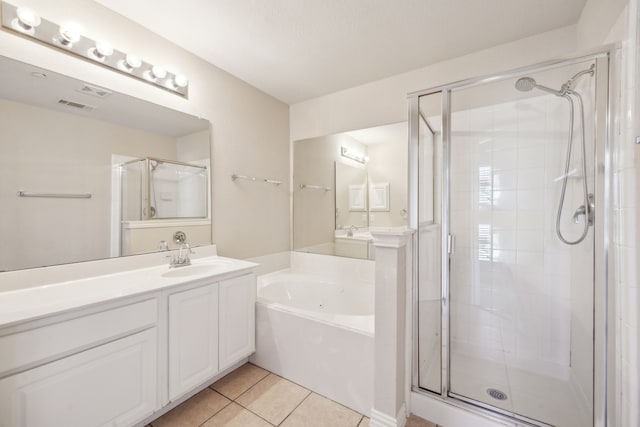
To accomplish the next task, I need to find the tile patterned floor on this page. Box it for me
[148,363,440,427]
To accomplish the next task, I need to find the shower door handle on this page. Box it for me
[447,233,455,255]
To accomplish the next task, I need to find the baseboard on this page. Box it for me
[370,404,407,427]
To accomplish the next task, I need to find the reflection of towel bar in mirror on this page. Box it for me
[17,191,92,199]
[299,184,332,191]
[232,173,281,185]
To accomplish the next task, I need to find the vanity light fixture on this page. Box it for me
[1,2,189,97]
[341,146,367,164]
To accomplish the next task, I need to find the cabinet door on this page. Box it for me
[168,282,219,400]
[0,328,157,427]
[219,274,256,370]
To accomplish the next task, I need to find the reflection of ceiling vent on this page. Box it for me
[58,99,96,111]
[77,83,112,98]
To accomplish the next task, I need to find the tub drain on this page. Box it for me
[486,388,508,401]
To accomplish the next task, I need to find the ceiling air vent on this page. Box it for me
[57,99,96,111]
[77,83,112,98]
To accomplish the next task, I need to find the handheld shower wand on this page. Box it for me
[514,64,595,245]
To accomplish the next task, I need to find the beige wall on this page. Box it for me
[0,0,290,260]
[177,130,211,162]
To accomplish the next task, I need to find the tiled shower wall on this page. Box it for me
[448,88,595,392]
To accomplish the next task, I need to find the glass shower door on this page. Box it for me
[446,60,596,426]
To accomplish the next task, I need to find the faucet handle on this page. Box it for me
[180,243,195,253]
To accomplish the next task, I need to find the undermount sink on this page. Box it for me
[196,259,235,268]
[160,258,238,278]
[160,264,222,279]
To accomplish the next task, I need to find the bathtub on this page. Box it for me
[250,252,374,416]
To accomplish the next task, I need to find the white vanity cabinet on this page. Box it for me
[0,256,257,427]
[168,282,219,400]
[167,273,256,401]
[0,297,159,427]
[219,274,256,370]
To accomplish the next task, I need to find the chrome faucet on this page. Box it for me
[168,243,194,268]
[347,225,358,237]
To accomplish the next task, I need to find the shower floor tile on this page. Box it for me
[449,352,590,427]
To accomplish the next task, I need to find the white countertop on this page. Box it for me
[0,256,258,327]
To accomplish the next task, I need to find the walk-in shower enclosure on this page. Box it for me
[120,157,208,220]
[409,53,612,427]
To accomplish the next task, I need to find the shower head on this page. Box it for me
[514,77,536,92]
[514,76,564,96]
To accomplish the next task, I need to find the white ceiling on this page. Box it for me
[95,0,587,104]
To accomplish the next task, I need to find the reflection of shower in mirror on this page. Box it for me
[120,157,208,221]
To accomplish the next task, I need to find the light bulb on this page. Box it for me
[89,40,113,60]
[173,74,189,88]
[58,26,80,46]
[150,65,167,80]
[13,7,41,34]
[120,53,141,72]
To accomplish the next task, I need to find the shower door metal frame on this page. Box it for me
[409,49,616,427]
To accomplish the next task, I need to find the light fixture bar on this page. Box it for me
[341,146,366,164]
[1,2,189,97]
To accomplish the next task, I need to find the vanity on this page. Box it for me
[0,251,257,427]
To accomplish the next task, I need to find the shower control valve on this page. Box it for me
[572,193,595,226]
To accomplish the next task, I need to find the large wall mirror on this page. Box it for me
[0,55,211,272]
[293,122,408,260]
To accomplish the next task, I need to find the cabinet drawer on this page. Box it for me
[0,298,157,375]
[0,328,157,427]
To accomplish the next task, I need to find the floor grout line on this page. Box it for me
[274,389,313,426]
[196,398,233,427]
[229,371,276,402]
[228,400,277,426]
